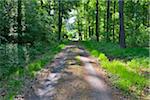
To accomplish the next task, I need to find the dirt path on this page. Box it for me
[23,44,118,100]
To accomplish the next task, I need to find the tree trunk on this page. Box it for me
[17,0,22,43]
[112,1,116,42]
[40,0,44,6]
[92,27,94,36]
[89,26,91,38]
[96,0,99,41]
[106,0,110,41]
[104,13,106,34]
[58,0,62,41]
[119,0,126,48]
[78,19,82,40]
[17,0,25,66]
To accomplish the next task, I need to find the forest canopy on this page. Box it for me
[0,0,149,47]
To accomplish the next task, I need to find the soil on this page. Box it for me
[15,43,130,100]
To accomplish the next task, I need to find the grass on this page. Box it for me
[0,40,149,99]
[0,41,67,100]
[80,40,149,98]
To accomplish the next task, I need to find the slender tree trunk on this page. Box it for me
[92,10,95,37]
[78,21,82,40]
[17,0,25,66]
[89,26,91,38]
[119,0,126,48]
[113,1,116,42]
[106,0,110,41]
[96,0,99,41]
[92,27,94,36]
[17,0,22,43]
[104,13,106,33]
[77,9,82,40]
[40,0,44,6]
[58,0,62,41]
[86,1,90,39]
[78,20,82,40]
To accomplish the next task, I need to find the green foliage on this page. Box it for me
[98,53,108,62]
[124,0,149,47]
[0,42,66,99]
[24,0,53,43]
[0,0,149,99]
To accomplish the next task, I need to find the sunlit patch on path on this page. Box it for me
[79,56,112,100]
[23,44,114,100]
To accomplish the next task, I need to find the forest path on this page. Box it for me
[24,43,115,100]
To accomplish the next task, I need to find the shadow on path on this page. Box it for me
[24,44,114,100]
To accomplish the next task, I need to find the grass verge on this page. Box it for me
[81,40,149,99]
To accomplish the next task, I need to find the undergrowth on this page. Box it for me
[0,42,67,99]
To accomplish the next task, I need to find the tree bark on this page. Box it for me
[106,0,110,41]
[112,1,116,42]
[89,26,91,38]
[92,27,94,36]
[58,0,62,41]
[17,0,22,43]
[119,0,126,48]
[77,9,82,40]
[17,0,25,66]
[96,0,99,41]
[104,12,106,34]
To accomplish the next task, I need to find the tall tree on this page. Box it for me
[17,0,25,66]
[96,0,99,41]
[112,1,116,42]
[17,0,22,43]
[106,0,110,41]
[58,0,62,41]
[77,9,82,40]
[119,0,125,48]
